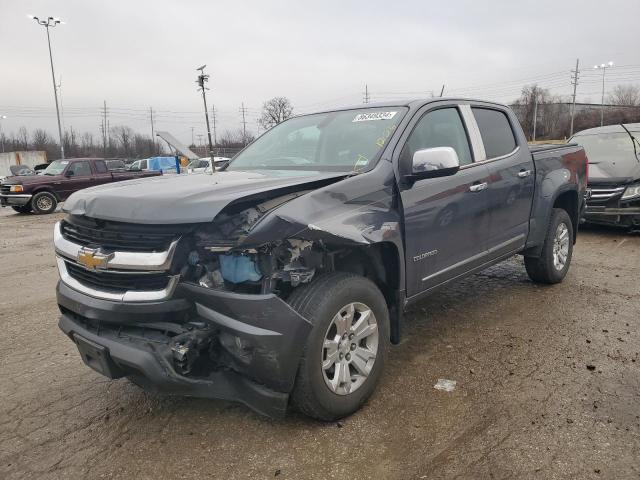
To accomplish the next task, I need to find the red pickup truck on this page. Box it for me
[0,158,161,214]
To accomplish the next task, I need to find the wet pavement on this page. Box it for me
[1,208,638,479]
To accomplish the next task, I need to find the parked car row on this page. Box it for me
[0,158,161,214]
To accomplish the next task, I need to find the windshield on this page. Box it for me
[226,107,407,173]
[43,160,69,175]
[571,132,638,164]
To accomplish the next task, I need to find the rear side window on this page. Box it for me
[472,108,517,159]
[94,160,108,173]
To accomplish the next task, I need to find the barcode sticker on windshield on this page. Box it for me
[352,111,397,122]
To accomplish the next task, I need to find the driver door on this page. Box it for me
[398,106,493,297]
[60,161,94,199]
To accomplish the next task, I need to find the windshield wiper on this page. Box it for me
[620,124,640,163]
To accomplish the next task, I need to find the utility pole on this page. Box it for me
[195,65,214,156]
[569,58,580,137]
[190,127,195,146]
[29,15,65,159]
[239,103,248,145]
[211,104,217,146]
[594,61,614,127]
[532,94,538,141]
[149,107,155,153]
[101,100,108,156]
[0,115,6,153]
[363,84,370,104]
[197,134,204,147]
[57,76,66,136]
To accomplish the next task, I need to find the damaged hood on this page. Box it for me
[63,170,349,224]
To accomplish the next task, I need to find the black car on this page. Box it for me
[570,123,640,229]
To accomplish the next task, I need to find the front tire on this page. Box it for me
[288,272,389,421]
[525,208,574,284]
[31,191,58,214]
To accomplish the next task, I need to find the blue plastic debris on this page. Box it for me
[219,255,262,283]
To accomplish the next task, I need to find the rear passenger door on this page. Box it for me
[471,107,535,257]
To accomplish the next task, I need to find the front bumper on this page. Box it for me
[0,193,32,206]
[57,280,312,418]
[584,205,640,227]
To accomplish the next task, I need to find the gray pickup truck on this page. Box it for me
[54,99,587,420]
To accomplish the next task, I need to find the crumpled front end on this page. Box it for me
[55,168,403,417]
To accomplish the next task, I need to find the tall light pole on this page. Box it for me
[0,115,7,153]
[594,61,613,127]
[28,15,65,159]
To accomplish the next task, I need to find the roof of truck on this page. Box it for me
[307,98,508,115]
[572,123,640,136]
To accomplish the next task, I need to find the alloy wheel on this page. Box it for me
[321,302,379,395]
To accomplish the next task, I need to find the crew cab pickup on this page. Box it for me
[0,158,161,214]
[54,99,587,420]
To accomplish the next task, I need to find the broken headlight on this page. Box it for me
[621,184,640,201]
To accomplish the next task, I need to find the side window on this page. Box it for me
[401,108,473,168]
[141,160,148,170]
[67,161,92,176]
[94,160,108,173]
[472,108,517,159]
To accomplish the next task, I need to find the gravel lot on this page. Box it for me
[1,207,639,479]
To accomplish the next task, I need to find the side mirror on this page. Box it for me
[408,147,460,180]
[65,170,74,177]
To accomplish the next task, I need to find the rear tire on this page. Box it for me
[11,205,32,214]
[288,272,389,421]
[525,208,574,284]
[31,191,57,214]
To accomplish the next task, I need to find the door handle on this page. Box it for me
[517,169,532,178]
[469,182,488,192]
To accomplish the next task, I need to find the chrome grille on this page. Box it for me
[54,221,181,302]
[60,218,177,252]
[1,185,12,194]
[65,261,171,294]
[587,186,625,203]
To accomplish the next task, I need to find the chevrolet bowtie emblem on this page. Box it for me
[77,248,112,271]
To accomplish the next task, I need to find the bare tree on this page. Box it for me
[110,125,135,155]
[81,132,94,151]
[258,97,293,130]
[608,84,640,106]
[17,127,29,150]
[218,128,254,148]
[513,85,551,139]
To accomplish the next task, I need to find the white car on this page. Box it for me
[188,157,231,174]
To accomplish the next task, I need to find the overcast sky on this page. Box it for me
[1,0,639,145]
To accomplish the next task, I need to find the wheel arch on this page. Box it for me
[331,241,403,344]
[552,189,579,244]
[32,187,60,201]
